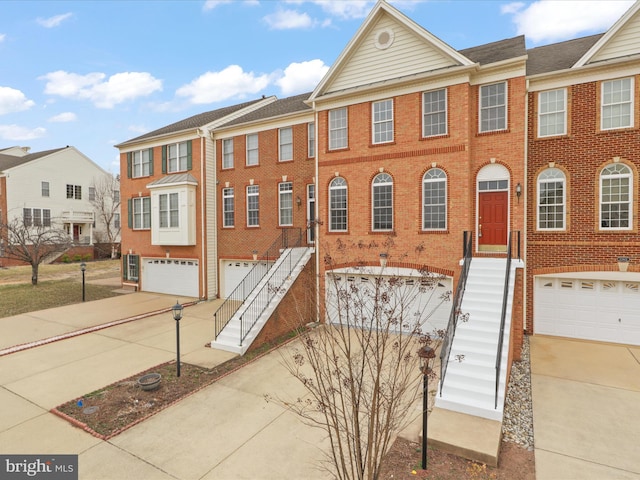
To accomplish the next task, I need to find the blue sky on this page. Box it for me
[0,0,635,173]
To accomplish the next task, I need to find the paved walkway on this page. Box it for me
[531,336,640,479]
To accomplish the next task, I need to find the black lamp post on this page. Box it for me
[80,262,86,302]
[418,345,436,470]
[172,301,184,377]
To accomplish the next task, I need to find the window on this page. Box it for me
[372,173,393,231]
[123,254,139,282]
[537,168,566,230]
[423,89,447,137]
[247,185,259,227]
[480,82,507,132]
[602,78,633,130]
[159,192,179,228]
[329,177,347,231]
[423,168,447,230]
[41,181,49,197]
[114,213,121,230]
[66,184,81,199]
[23,208,32,227]
[279,127,293,161]
[308,123,315,158]
[329,108,348,150]
[89,186,96,202]
[600,163,632,229]
[222,139,234,169]
[163,141,191,173]
[131,197,151,230]
[372,99,394,144]
[223,187,234,227]
[42,209,51,227]
[279,182,293,226]
[246,134,259,166]
[23,208,51,227]
[539,89,566,137]
[114,190,120,203]
[131,149,152,177]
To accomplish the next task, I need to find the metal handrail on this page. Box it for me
[439,231,473,395]
[213,228,301,340]
[494,230,520,408]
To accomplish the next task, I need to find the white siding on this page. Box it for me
[590,10,640,63]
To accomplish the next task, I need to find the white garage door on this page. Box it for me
[142,258,199,297]
[221,260,269,298]
[326,272,452,335]
[535,276,640,345]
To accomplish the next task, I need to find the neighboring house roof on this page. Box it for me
[0,147,67,172]
[459,36,527,65]
[526,34,604,76]
[221,92,313,128]
[146,173,198,188]
[116,98,269,146]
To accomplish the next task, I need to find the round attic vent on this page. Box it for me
[375,28,394,50]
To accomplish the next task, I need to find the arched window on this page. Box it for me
[600,163,632,229]
[422,168,447,230]
[372,173,393,231]
[329,177,347,232]
[537,168,566,230]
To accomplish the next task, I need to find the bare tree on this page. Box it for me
[0,216,72,285]
[90,173,120,258]
[271,238,449,480]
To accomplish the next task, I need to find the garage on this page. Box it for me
[220,260,269,298]
[142,258,199,297]
[325,269,452,335]
[534,274,640,345]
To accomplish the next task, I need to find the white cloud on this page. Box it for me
[0,86,35,115]
[0,124,46,141]
[36,13,73,28]
[309,0,374,20]
[176,65,272,104]
[264,9,314,29]
[503,1,635,44]
[40,71,162,109]
[48,112,77,122]
[203,0,258,12]
[0,34,6,42]
[276,59,329,95]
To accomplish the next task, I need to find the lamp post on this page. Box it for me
[80,262,86,302]
[418,345,436,470]
[172,301,184,377]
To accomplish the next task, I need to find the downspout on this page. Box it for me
[313,102,320,323]
[198,128,206,300]
[523,79,529,332]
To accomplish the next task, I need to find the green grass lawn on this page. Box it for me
[0,280,122,318]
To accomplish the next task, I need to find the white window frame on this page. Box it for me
[537,168,566,230]
[372,99,394,144]
[167,141,189,173]
[479,81,507,133]
[538,89,567,137]
[601,77,634,130]
[247,185,259,227]
[132,197,151,230]
[600,163,632,230]
[133,149,152,177]
[159,192,179,228]
[329,177,347,232]
[89,186,96,202]
[246,134,259,166]
[422,168,447,230]
[222,139,234,169]
[372,173,393,231]
[423,89,447,137]
[279,127,293,162]
[222,187,234,228]
[329,108,348,150]
[308,122,315,158]
[279,182,293,226]
[41,181,49,197]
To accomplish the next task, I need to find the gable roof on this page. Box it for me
[0,147,67,172]
[220,92,312,129]
[460,36,526,66]
[526,34,604,76]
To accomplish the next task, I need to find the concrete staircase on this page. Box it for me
[211,247,313,355]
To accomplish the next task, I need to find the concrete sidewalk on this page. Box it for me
[531,336,640,479]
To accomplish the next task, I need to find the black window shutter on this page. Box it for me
[127,153,132,178]
[128,199,133,228]
[122,255,128,280]
[149,148,154,175]
[162,146,167,173]
[187,140,193,171]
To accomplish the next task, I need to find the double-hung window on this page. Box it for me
[222,139,234,169]
[279,127,293,161]
[537,168,566,230]
[164,141,191,173]
[479,82,507,132]
[600,163,632,229]
[247,185,259,226]
[329,108,348,150]
[41,181,50,197]
[423,89,447,137]
[23,208,32,227]
[223,187,234,227]
[89,187,96,202]
[538,89,567,137]
[422,168,447,230]
[159,193,179,228]
[372,99,394,144]
[124,254,139,282]
[601,78,633,130]
[308,123,315,158]
[131,197,151,230]
[246,134,259,166]
[67,184,81,199]
[279,182,293,226]
[329,177,347,231]
[372,173,393,231]
[132,149,152,177]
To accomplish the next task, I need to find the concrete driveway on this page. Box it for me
[531,336,640,479]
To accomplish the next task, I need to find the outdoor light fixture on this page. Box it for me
[418,345,436,470]
[515,183,522,201]
[80,262,86,302]
[296,195,302,207]
[252,250,258,261]
[379,253,388,269]
[172,301,184,377]
[618,256,630,272]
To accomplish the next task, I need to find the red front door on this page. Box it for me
[479,191,508,246]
